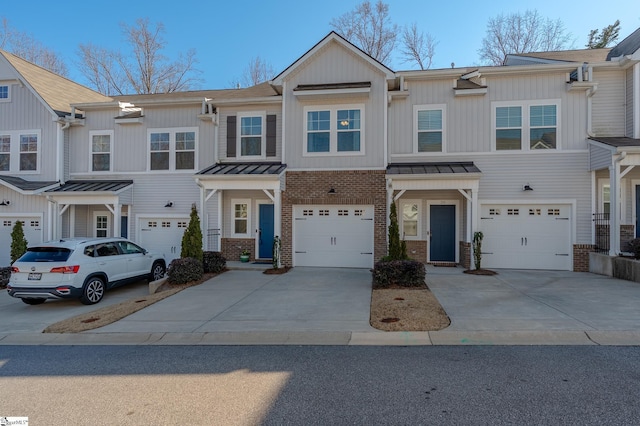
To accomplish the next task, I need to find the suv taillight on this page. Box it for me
[11,266,20,273]
[50,265,80,274]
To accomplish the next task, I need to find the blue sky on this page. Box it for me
[1,0,637,90]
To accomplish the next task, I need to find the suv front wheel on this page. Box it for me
[150,261,166,282]
[80,276,106,305]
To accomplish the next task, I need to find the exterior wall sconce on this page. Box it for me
[0,199,11,206]
[523,184,533,191]
[164,201,173,207]
[328,188,336,194]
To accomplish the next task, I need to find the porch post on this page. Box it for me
[46,198,54,241]
[274,188,282,268]
[609,163,619,256]
[113,203,121,238]
[217,190,223,252]
[471,188,479,269]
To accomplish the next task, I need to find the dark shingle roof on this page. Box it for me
[387,162,481,175]
[0,175,58,191]
[197,163,286,176]
[45,180,133,193]
[589,137,640,148]
[607,28,640,60]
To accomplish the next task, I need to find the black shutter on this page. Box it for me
[266,114,276,157]
[227,115,236,158]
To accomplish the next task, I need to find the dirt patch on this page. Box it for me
[43,272,220,333]
[370,287,450,331]
[463,269,498,276]
[263,266,292,275]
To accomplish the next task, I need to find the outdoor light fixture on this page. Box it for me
[164,201,173,207]
[523,184,533,191]
[0,199,10,206]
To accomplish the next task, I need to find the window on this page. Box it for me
[0,130,40,173]
[148,128,197,171]
[232,199,250,237]
[304,105,364,155]
[95,214,108,238]
[0,85,9,102]
[602,184,610,214]
[90,131,112,172]
[414,105,445,153]
[401,201,421,240]
[0,135,9,171]
[493,100,560,151]
[239,114,264,157]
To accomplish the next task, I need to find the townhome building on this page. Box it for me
[1,29,639,272]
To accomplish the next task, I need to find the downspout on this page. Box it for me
[586,69,598,138]
[57,119,71,184]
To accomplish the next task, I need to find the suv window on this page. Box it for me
[96,242,120,257]
[117,241,145,255]
[19,247,72,262]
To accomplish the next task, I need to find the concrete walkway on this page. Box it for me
[2,265,640,346]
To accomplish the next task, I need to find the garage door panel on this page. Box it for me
[294,205,374,268]
[480,204,571,270]
[138,217,188,264]
[1,216,43,267]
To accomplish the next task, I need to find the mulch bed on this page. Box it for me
[463,268,498,275]
[263,266,292,275]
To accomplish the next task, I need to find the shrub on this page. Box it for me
[10,220,28,264]
[627,238,640,259]
[181,204,203,262]
[0,266,11,289]
[203,251,226,273]
[372,260,426,289]
[167,257,204,284]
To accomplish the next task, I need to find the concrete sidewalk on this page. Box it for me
[2,266,640,346]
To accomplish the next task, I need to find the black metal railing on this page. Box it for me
[593,213,610,253]
[207,228,221,252]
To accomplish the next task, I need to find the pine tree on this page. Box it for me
[180,204,203,262]
[10,220,28,264]
[388,202,402,260]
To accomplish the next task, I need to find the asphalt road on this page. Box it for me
[1,345,639,425]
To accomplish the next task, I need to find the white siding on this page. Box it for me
[592,69,626,136]
[282,40,387,169]
[627,67,635,138]
[590,144,613,170]
[221,190,269,238]
[217,104,282,162]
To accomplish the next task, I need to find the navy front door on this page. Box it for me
[430,205,455,262]
[636,186,640,237]
[259,204,275,259]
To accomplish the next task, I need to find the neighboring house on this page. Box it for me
[1,29,639,271]
[0,50,110,266]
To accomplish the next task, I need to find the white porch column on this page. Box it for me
[47,199,54,241]
[113,203,121,238]
[69,205,76,238]
[471,188,479,269]
[274,188,282,239]
[609,163,620,256]
[199,185,206,250]
[217,190,223,252]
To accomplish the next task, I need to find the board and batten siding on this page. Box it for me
[282,41,387,169]
[217,105,282,162]
[626,67,635,138]
[71,104,217,174]
[592,69,626,137]
[389,71,589,158]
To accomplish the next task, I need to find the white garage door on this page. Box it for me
[138,217,189,264]
[294,205,374,268]
[0,216,43,266]
[480,204,572,270]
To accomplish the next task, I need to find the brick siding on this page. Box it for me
[573,244,595,272]
[405,240,427,263]
[221,238,255,261]
[459,241,471,269]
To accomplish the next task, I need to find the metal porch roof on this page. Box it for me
[387,162,481,175]
[197,163,286,176]
[45,180,133,193]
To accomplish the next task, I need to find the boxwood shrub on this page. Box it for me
[167,257,204,285]
[372,260,426,289]
[203,251,226,273]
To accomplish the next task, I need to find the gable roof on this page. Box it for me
[0,49,111,117]
[505,48,611,65]
[607,27,640,60]
[272,32,394,85]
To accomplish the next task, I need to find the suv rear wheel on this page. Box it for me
[80,277,105,305]
[150,261,166,282]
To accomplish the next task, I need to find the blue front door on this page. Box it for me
[259,204,275,259]
[636,186,640,238]
[430,205,455,262]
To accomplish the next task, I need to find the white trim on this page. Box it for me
[399,199,422,240]
[0,129,41,174]
[632,179,640,238]
[634,63,640,139]
[231,198,251,238]
[598,179,611,216]
[89,130,114,173]
[237,111,267,159]
[390,149,589,159]
[146,127,198,172]
[93,211,110,238]
[491,99,561,152]
[0,84,10,102]
[302,104,365,157]
[426,200,460,263]
[413,104,446,153]
[293,86,370,98]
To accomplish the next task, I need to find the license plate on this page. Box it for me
[28,273,42,281]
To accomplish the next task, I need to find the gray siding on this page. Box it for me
[592,69,626,136]
[282,41,387,169]
[590,144,613,170]
[221,190,271,239]
[627,67,635,137]
[217,104,282,162]
[390,70,589,159]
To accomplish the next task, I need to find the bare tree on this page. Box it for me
[0,17,68,76]
[400,23,437,70]
[330,0,397,65]
[587,20,621,48]
[479,10,572,65]
[77,18,201,95]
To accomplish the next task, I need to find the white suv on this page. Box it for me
[8,237,166,305]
